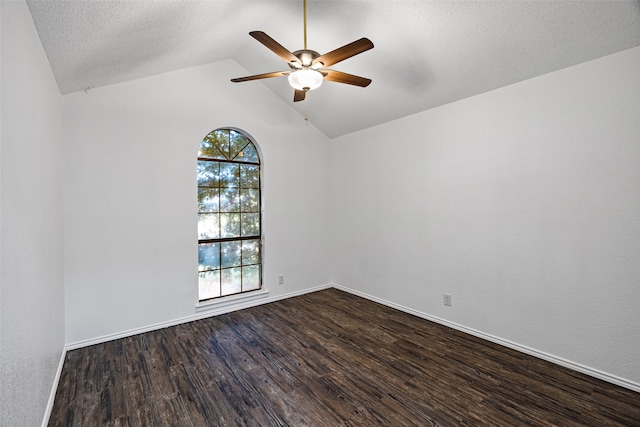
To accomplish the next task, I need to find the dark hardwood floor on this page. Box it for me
[49,288,640,426]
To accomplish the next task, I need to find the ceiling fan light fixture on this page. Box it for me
[230,0,373,103]
[288,69,323,91]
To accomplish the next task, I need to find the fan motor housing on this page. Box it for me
[290,49,321,68]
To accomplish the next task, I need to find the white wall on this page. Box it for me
[63,60,332,344]
[330,46,640,387]
[1,2,65,425]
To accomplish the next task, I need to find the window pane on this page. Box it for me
[242,265,260,291]
[197,161,219,187]
[198,242,220,271]
[199,270,221,299]
[241,213,260,236]
[220,188,239,212]
[199,136,224,160]
[242,239,260,265]
[240,188,259,212]
[198,187,219,213]
[220,163,239,188]
[221,241,241,268]
[229,132,249,160]
[240,164,260,189]
[201,130,230,160]
[220,213,240,237]
[234,143,258,163]
[198,214,219,239]
[221,268,242,295]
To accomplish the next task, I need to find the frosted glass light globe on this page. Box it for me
[288,69,323,91]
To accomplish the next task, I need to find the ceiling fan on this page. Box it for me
[231,0,374,102]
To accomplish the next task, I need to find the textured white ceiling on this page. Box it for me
[26,0,640,138]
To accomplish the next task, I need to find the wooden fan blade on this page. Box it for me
[249,31,300,64]
[312,38,374,67]
[293,89,306,102]
[322,70,372,87]
[231,71,289,83]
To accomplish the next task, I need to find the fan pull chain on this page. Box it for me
[304,98,309,125]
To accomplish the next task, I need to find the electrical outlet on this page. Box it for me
[443,293,452,306]
[278,275,285,285]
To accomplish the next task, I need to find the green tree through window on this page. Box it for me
[197,129,261,300]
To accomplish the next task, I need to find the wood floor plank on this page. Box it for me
[49,289,640,426]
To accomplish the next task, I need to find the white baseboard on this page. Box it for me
[41,347,67,427]
[65,283,332,350]
[332,283,640,394]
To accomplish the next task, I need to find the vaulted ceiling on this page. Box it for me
[26,0,640,138]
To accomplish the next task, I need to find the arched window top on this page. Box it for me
[199,128,260,164]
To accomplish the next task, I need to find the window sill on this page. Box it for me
[195,289,269,313]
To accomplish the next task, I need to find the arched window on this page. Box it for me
[197,128,262,301]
